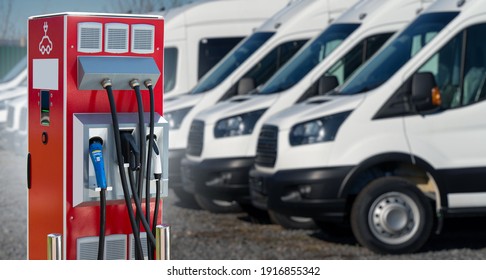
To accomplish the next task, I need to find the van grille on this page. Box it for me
[19,107,27,131]
[187,120,204,156]
[6,105,14,128]
[255,125,278,168]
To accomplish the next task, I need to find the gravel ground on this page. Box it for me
[0,148,27,260]
[2,147,486,260]
[165,193,486,260]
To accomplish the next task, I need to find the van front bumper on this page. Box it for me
[249,166,353,222]
[180,157,254,203]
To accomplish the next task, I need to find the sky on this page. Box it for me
[4,0,194,40]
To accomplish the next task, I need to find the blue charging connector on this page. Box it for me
[89,137,107,190]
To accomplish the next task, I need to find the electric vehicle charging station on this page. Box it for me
[28,13,168,260]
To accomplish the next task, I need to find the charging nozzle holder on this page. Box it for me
[120,131,140,171]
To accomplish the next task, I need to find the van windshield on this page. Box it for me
[257,24,360,95]
[337,12,459,95]
[190,32,274,94]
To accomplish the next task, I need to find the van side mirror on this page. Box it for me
[411,72,441,111]
[318,75,339,95]
[237,77,255,95]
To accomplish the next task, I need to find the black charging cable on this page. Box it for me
[144,79,155,259]
[149,136,162,244]
[145,80,163,257]
[130,80,157,254]
[101,79,144,260]
[98,188,106,260]
[120,130,157,250]
[130,80,147,202]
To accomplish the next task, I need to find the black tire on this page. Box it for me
[173,187,200,209]
[194,194,242,214]
[351,177,433,254]
[268,210,317,230]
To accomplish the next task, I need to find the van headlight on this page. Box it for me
[289,111,351,146]
[164,107,192,129]
[214,109,266,138]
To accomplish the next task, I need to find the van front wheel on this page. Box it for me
[350,177,433,254]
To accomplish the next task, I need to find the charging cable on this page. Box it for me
[131,79,158,258]
[89,137,107,260]
[120,131,157,251]
[101,79,144,259]
[144,79,156,259]
[149,137,162,243]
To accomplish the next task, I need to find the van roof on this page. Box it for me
[257,0,356,33]
[334,0,433,27]
[423,0,470,14]
[162,0,289,29]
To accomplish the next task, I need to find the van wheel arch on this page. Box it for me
[339,153,443,214]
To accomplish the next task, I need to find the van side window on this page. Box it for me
[164,47,178,93]
[244,40,307,87]
[417,23,486,109]
[198,37,244,80]
[220,40,307,101]
[298,33,393,102]
[462,24,486,105]
[328,33,392,84]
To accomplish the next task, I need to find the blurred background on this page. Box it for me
[0,0,191,76]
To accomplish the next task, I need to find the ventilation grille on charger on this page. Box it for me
[105,236,127,260]
[78,22,102,53]
[105,23,129,53]
[131,24,155,54]
[129,232,149,260]
[77,235,127,260]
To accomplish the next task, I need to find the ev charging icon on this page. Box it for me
[39,22,53,55]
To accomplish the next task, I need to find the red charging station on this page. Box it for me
[28,13,169,260]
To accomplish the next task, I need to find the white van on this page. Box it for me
[168,0,357,206]
[162,0,289,97]
[183,0,431,217]
[0,84,27,127]
[13,98,28,156]
[0,56,27,92]
[2,95,27,150]
[251,0,483,254]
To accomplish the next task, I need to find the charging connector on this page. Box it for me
[88,136,107,260]
[89,137,107,191]
[120,131,140,171]
[150,136,162,180]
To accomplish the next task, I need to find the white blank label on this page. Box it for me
[33,59,59,90]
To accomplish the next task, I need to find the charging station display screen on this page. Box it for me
[40,90,50,126]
